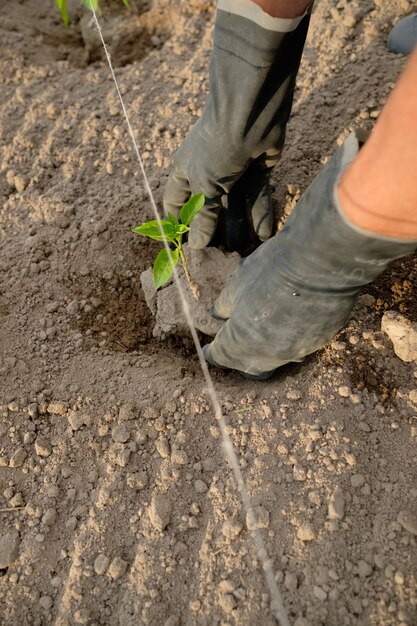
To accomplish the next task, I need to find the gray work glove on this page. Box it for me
[203,131,417,379]
[163,4,311,250]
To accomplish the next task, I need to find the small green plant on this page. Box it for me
[132,193,205,299]
[55,0,129,27]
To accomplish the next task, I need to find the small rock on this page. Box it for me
[119,403,136,421]
[222,519,243,540]
[108,556,128,580]
[171,449,188,465]
[155,437,170,458]
[126,471,148,490]
[246,505,270,531]
[284,572,298,592]
[47,401,68,415]
[34,437,51,457]
[381,311,417,362]
[313,585,327,601]
[9,448,27,467]
[149,494,172,531]
[328,485,345,520]
[39,595,53,610]
[297,523,315,541]
[219,592,237,613]
[94,554,110,575]
[358,560,373,578]
[350,474,365,488]
[42,508,57,526]
[194,479,208,493]
[112,424,130,444]
[293,465,307,481]
[9,493,25,508]
[0,531,20,568]
[67,412,90,431]
[73,608,90,624]
[14,175,27,193]
[338,386,351,398]
[286,390,302,401]
[397,510,417,535]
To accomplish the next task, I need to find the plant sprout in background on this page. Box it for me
[132,194,205,299]
[55,0,129,27]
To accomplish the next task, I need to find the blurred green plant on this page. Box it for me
[55,0,129,27]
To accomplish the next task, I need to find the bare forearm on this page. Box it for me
[250,0,312,18]
[339,48,417,240]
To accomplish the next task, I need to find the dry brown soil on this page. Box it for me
[1,1,417,625]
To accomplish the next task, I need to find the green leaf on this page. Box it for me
[55,0,69,27]
[176,224,190,235]
[122,0,130,6]
[82,0,99,10]
[166,212,179,227]
[153,248,179,289]
[131,220,175,242]
[180,193,205,226]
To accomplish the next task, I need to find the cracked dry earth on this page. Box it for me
[1,0,417,625]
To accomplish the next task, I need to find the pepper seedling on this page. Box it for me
[132,193,205,299]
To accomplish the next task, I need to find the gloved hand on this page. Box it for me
[203,131,417,379]
[163,3,311,250]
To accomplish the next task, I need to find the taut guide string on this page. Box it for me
[90,8,290,626]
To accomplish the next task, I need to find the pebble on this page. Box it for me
[39,595,53,610]
[0,531,20,568]
[9,493,25,508]
[246,506,270,531]
[67,412,90,431]
[108,556,128,580]
[47,485,60,498]
[112,424,130,444]
[9,448,27,467]
[381,311,417,362]
[338,386,351,398]
[222,519,243,540]
[284,572,298,592]
[194,479,208,493]
[358,560,373,578]
[47,401,68,415]
[149,494,172,531]
[73,608,90,624]
[94,554,110,575]
[42,508,57,526]
[126,471,148,490]
[297,523,315,541]
[155,437,170,458]
[293,465,307,481]
[34,437,51,457]
[219,592,237,613]
[328,485,345,520]
[313,586,327,601]
[119,403,137,421]
[171,449,188,465]
[397,510,417,535]
[286,390,302,401]
[350,474,365,488]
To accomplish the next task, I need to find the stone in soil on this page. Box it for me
[148,493,172,531]
[0,531,20,568]
[381,310,417,362]
[140,245,240,338]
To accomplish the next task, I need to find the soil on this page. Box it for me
[1,1,417,625]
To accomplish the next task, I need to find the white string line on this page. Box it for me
[90,9,290,626]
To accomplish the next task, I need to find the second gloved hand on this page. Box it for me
[163,1,311,249]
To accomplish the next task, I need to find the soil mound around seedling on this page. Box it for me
[140,245,240,338]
